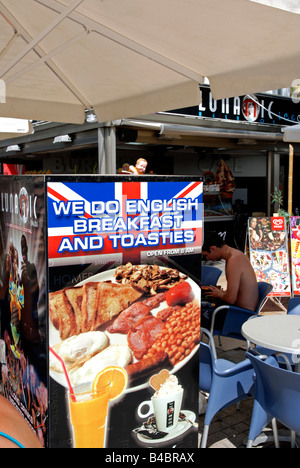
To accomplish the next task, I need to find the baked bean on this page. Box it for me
[168,349,177,359]
[145,300,200,366]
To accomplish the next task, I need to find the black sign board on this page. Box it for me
[169,85,300,126]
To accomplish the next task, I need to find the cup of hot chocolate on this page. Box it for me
[137,375,183,433]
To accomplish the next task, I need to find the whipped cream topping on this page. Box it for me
[153,375,182,398]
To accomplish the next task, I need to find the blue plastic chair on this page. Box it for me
[246,351,300,448]
[201,265,222,286]
[287,297,300,315]
[199,328,255,448]
[210,282,273,340]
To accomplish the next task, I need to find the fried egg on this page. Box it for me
[50,331,109,373]
[69,345,132,386]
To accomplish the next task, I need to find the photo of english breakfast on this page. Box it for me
[49,263,200,392]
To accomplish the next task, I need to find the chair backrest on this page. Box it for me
[213,281,272,340]
[199,341,213,392]
[199,328,217,391]
[255,282,273,313]
[201,265,222,286]
[287,297,300,315]
[246,352,300,434]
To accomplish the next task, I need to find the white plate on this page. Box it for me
[49,266,200,393]
[135,410,197,444]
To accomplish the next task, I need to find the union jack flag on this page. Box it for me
[47,179,203,267]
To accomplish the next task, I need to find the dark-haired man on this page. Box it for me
[202,231,258,330]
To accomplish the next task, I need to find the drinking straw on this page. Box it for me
[49,346,76,402]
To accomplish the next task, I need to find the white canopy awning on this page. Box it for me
[1,0,300,124]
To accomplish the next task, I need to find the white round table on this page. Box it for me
[242,315,300,370]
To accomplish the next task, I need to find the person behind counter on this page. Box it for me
[129,158,148,175]
[201,230,259,331]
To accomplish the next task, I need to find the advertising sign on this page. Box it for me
[171,85,300,126]
[47,176,202,449]
[0,176,47,447]
[290,216,300,295]
[248,216,291,297]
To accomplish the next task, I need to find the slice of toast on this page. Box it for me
[49,290,76,340]
[64,286,84,334]
[81,282,98,332]
[94,282,143,329]
[49,281,144,338]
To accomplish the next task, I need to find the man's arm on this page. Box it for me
[206,257,240,305]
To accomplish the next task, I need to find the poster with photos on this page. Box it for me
[248,216,291,297]
[290,216,300,296]
[0,176,47,447]
[46,175,202,449]
[0,175,202,449]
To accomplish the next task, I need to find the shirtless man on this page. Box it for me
[201,231,259,330]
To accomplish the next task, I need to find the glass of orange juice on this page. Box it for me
[69,383,111,449]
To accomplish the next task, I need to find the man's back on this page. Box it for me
[226,248,259,311]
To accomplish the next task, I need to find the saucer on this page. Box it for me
[135,410,196,444]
